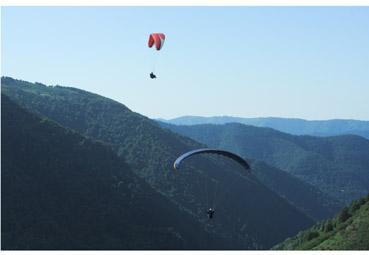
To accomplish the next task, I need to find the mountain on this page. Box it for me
[249,161,342,221]
[158,122,369,205]
[160,116,369,139]
[2,94,223,249]
[273,193,369,250]
[2,77,313,249]
[159,122,343,220]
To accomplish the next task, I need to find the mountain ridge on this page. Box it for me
[159,115,369,139]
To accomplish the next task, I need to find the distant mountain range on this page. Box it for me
[2,77,316,249]
[159,116,369,139]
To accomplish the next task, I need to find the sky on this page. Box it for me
[2,7,369,120]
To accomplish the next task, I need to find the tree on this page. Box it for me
[338,207,351,223]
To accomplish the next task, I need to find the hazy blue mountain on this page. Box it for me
[2,77,314,249]
[2,94,224,250]
[274,193,369,250]
[160,116,369,139]
[159,122,369,205]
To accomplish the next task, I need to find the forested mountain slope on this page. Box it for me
[273,193,369,250]
[159,122,369,204]
[2,77,313,249]
[250,160,342,220]
[2,94,222,249]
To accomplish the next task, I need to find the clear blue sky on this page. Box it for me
[2,7,369,120]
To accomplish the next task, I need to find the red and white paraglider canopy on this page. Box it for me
[148,33,166,51]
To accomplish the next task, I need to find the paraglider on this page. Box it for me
[148,33,165,79]
[173,148,250,172]
[148,33,165,50]
[173,148,251,219]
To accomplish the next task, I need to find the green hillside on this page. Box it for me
[2,77,313,249]
[160,122,369,204]
[2,94,226,249]
[273,193,369,250]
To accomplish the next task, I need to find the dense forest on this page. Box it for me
[2,94,225,249]
[161,116,369,139]
[2,77,317,249]
[160,122,369,204]
[274,193,369,250]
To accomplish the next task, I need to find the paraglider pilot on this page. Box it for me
[150,72,157,79]
[207,208,215,219]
